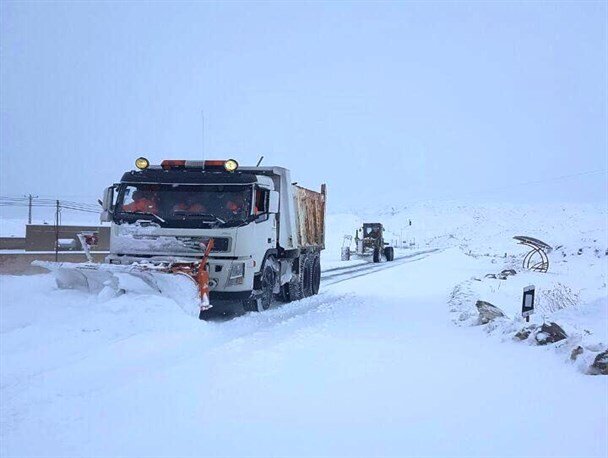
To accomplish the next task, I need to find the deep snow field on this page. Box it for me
[1,201,606,458]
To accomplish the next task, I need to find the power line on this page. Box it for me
[0,196,100,216]
[396,168,607,208]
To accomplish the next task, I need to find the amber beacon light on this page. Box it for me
[135,157,150,170]
[224,159,239,172]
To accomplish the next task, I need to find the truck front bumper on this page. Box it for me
[209,290,253,301]
[106,254,256,298]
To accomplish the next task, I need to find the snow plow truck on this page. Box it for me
[34,158,326,318]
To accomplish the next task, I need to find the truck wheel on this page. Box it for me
[243,262,275,312]
[302,256,314,297]
[277,283,291,302]
[341,247,351,261]
[288,278,303,301]
[373,247,381,263]
[311,256,321,295]
[286,257,304,302]
[384,246,395,261]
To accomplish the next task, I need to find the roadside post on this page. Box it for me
[521,285,535,322]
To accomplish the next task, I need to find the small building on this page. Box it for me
[25,224,110,251]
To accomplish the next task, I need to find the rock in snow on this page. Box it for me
[534,322,568,345]
[588,350,608,375]
[475,300,506,324]
[513,322,568,346]
[570,346,584,361]
[514,326,536,341]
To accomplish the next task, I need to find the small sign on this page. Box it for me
[82,232,99,247]
[522,285,535,321]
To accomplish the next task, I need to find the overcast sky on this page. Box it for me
[1,1,606,215]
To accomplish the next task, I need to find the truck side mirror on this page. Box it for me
[100,186,115,222]
[268,191,279,214]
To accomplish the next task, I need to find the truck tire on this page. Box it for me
[276,258,297,302]
[288,276,304,301]
[284,256,304,302]
[311,255,321,295]
[341,246,350,261]
[243,261,275,312]
[302,256,314,297]
[277,283,291,302]
[384,246,395,261]
[373,247,381,263]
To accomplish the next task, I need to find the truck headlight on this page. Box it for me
[227,262,245,286]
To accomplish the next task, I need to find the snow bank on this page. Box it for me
[1,202,606,457]
[2,250,607,458]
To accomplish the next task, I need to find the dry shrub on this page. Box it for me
[538,282,580,314]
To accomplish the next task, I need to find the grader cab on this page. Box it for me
[341,223,395,263]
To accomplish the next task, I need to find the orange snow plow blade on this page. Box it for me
[33,239,215,317]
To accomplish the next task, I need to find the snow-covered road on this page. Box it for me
[1,248,606,457]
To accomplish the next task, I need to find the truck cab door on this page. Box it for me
[100,185,118,222]
[253,187,277,247]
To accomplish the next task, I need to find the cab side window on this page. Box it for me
[255,188,269,214]
[123,186,136,206]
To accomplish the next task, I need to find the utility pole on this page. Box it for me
[201,110,205,160]
[55,200,60,262]
[25,194,38,224]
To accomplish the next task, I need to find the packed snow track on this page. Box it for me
[1,247,606,458]
[321,248,439,286]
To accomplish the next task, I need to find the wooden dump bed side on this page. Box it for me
[292,184,326,249]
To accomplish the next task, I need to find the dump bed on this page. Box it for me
[292,184,326,249]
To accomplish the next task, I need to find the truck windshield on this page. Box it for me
[114,184,252,227]
[363,225,381,237]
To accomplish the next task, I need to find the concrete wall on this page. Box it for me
[25,225,110,251]
[0,224,111,275]
[0,252,108,275]
[0,237,26,250]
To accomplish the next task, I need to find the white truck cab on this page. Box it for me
[101,159,326,311]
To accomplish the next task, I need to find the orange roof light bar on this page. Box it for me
[204,159,239,172]
[161,160,186,170]
[160,159,239,171]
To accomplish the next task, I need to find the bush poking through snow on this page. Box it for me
[538,282,580,314]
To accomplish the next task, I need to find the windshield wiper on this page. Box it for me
[222,216,249,226]
[135,212,166,223]
[173,211,226,224]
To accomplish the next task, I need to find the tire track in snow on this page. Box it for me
[140,248,443,381]
[321,249,440,286]
[215,249,442,336]
[0,249,443,415]
[322,250,433,274]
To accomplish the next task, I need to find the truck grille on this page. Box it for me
[176,236,230,252]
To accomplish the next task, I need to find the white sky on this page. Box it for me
[1,1,606,216]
